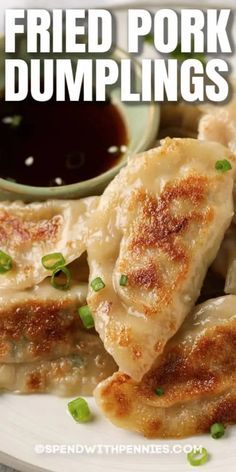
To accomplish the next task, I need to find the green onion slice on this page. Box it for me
[187,448,208,467]
[215,159,232,172]
[155,387,164,396]
[51,266,71,290]
[120,274,128,286]
[78,305,94,329]
[68,397,92,423]
[11,115,22,127]
[91,277,105,292]
[210,422,225,439]
[2,114,22,128]
[171,42,205,63]
[42,252,65,271]
[0,250,13,274]
[144,33,154,44]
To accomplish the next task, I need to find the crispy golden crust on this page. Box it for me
[122,176,214,317]
[0,210,61,248]
[0,282,88,363]
[99,324,236,413]
[130,175,209,252]
[95,296,236,438]
[0,282,117,396]
[87,138,235,380]
[0,300,81,360]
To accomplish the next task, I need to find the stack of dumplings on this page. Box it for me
[0,136,236,438]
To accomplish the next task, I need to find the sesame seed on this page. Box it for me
[55,177,63,185]
[25,156,34,166]
[120,145,127,153]
[2,116,12,124]
[108,145,119,154]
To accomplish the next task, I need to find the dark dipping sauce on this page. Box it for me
[0,93,128,187]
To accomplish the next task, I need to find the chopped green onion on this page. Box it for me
[42,252,65,271]
[11,115,22,127]
[120,274,128,286]
[2,114,22,128]
[215,160,232,172]
[51,266,71,290]
[171,43,205,63]
[187,448,208,467]
[68,397,92,423]
[78,305,94,329]
[210,422,225,439]
[155,387,164,396]
[144,33,154,44]
[0,250,13,274]
[91,277,105,292]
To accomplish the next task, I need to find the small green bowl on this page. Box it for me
[0,36,160,201]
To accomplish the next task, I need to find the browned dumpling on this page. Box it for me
[87,138,235,381]
[198,80,236,153]
[0,279,117,395]
[0,347,116,397]
[198,111,236,154]
[0,197,98,291]
[0,280,87,363]
[95,296,236,438]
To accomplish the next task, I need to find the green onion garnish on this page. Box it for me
[119,274,128,286]
[144,33,154,44]
[11,115,22,127]
[0,250,13,274]
[51,266,71,290]
[2,114,22,128]
[215,160,232,172]
[91,277,105,292]
[155,387,164,396]
[187,448,208,467]
[210,422,225,439]
[78,305,94,329]
[171,42,205,64]
[68,397,92,423]
[42,252,66,271]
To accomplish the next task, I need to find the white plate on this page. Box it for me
[0,3,236,472]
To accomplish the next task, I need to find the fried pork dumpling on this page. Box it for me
[0,279,117,395]
[0,344,116,397]
[0,280,88,363]
[198,80,236,153]
[198,111,236,154]
[87,138,235,381]
[212,223,236,294]
[0,197,98,291]
[95,296,236,438]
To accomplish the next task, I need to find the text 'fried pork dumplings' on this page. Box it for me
[95,296,236,438]
[87,138,235,381]
[0,197,98,290]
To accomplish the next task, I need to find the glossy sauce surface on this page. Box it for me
[0,94,128,187]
